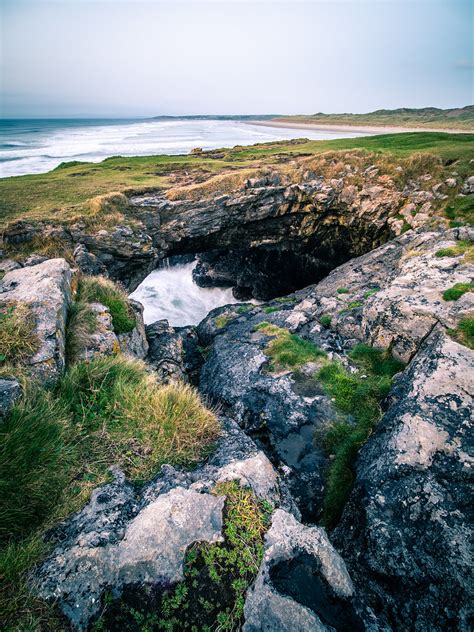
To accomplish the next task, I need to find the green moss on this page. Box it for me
[92,482,272,632]
[263,305,280,314]
[363,287,380,299]
[442,282,474,301]
[78,276,135,334]
[319,314,332,328]
[337,287,349,294]
[448,317,474,349]
[256,322,326,371]
[317,345,404,529]
[236,304,252,314]
[215,314,234,329]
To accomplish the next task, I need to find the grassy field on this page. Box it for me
[0,132,473,231]
[272,106,474,131]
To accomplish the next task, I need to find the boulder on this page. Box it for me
[117,298,148,359]
[243,509,376,631]
[461,175,474,195]
[0,258,73,382]
[333,328,474,631]
[146,319,201,383]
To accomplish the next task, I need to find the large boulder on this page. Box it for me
[244,509,377,632]
[0,258,73,382]
[333,328,474,630]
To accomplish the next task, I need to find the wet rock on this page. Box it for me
[0,258,73,382]
[333,328,474,631]
[243,510,376,632]
[145,319,200,383]
[0,377,21,418]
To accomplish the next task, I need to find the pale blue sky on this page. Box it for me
[1,0,472,118]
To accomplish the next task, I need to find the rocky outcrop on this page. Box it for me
[332,328,473,631]
[244,509,377,632]
[146,319,202,383]
[0,258,73,382]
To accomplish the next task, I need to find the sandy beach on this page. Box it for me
[247,119,474,135]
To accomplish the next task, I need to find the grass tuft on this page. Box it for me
[65,301,98,364]
[442,282,474,301]
[0,304,40,367]
[337,287,349,294]
[448,317,474,349]
[78,276,135,333]
[435,240,472,258]
[317,344,404,529]
[255,322,326,371]
[320,314,332,328]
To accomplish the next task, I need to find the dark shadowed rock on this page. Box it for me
[0,377,21,418]
[333,328,474,631]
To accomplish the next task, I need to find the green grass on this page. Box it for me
[435,240,473,258]
[1,132,473,231]
[65,301,98,364]
[337,287,349,294]
[92,481,272,632]
[255,321,326,371]
[443,194,474,227]
[263,305,281,314]
[317,344,404,529]
[78,276,135,333]
[442,282,474,301]
[320,314,332,328]
[363,287,380,298]
[448,317,474,349]
[0,304,39,367]
[0,355,219,629]
[274,106,474,130]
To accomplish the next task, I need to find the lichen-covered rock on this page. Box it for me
[0,377,21,418]
[461,175,474,195]
[0,258,73,382]
[76,302,120,362]
[73,243,108,277]
[117,298,148,359]
[333,328,474,631]
[243,509,376,632]
[32,419,283,629]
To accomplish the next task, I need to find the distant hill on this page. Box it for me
[152,114,279,121]
[272,106,474,131]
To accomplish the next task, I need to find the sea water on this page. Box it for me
[0,117,371,178]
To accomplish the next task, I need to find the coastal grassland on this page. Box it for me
[0,353,219,629]
[1,132,473,231]
[92,481,272,632]
[271,106,474,131]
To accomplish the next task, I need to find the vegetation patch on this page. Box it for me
[448,317,474,350]
[317,344,404,529]
[435,240,472,258]
[65,301,98,364]
[363,287,380,298]
[78,276,135,333]
[91,482,272,632]
[336,287,349,294]
[319,314,332,328]
[0,303,39,368]
[214,314,234,329]
[0,355,219,629]
[255,321,326,371]
[263,305,280,314]
[444,196,474,227]
[442,282,473,301]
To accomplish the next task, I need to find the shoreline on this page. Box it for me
[246,119,474,135]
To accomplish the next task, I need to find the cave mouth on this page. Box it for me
[192,244,351,302]
[130,244,351,326]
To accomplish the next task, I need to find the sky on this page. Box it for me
[0,0,472,118]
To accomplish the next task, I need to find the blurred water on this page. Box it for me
[130,260,239,327]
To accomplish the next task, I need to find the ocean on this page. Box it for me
[0,117,371,178]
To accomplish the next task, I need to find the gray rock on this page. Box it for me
[0,259,22,275]
[243,509,376,631]
[76,302,120,362]
[73,243,108,276]
[117,299,148,359]
[0,258,73,382]
[0,378,21,418]
[24,254,48,267]
[461,175,474,195]
[146,319,200,383]
[333,328,474,631]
